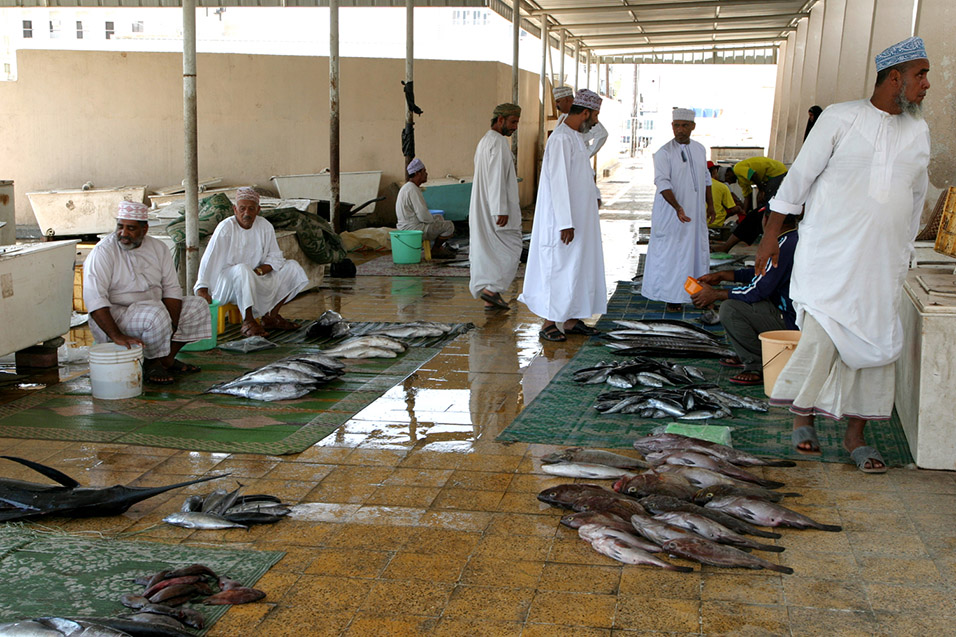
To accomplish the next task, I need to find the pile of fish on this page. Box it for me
[0,456,227,522]
[538,433,844,575]
[0,617,195,637]
[305,310,351,340]
[164,486,291,529]
[573,356,707,389]
[367,321,455,339]
[207,351,345,401]
[595,387,768,419]
[603,319,736,359]
[126,564,265,607]
[321,335,408,359]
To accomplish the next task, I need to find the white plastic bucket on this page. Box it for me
[89,343,144,400]
[758,330,801,398]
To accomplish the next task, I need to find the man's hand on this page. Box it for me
[560,228,575,244]
[698,271,732,286]
[495,215,508,227]
[113,334,144,349]
[254,264,273,276]
[754,234,780,276]
[196,288,213,304]
[690,283,722,308]
[706,205,716,224]
[676,207,691,223]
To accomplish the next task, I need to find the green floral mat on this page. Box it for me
[0,525,283,633]
[497,282,915,466]
[0,324,470,455]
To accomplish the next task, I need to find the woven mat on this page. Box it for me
[355,253,526,278]
[0,525,282,633]
[0,322,472,455]
[497,282,915,466]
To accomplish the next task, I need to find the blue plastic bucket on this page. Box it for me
[181,300,220,351]
[389,230,423,264]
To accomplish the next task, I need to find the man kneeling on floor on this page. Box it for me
[84,201,211,385]
[395,158,456,259]
[690,211,799,386]
[195,187,310,337]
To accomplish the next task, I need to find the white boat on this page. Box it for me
[271,170,382,213]
[27,186,147,237]
[0,240,78,357]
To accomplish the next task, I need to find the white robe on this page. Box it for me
[195,216,310,317]
[520,122,607,322]
[395,181,454,241]
[769,99,930,369]
[468,129,523,297]
[641,138,711,304]
[583,121,609,158]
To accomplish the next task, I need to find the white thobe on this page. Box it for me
[641,138,711,304]
[583,121,609,158]
[770,99,930,369]
[395,181,454,241]
[195,216,310,318]
[468,129,523,297]
[520,123,607,322]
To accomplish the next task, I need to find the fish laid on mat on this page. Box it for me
[0,456,227,522]
[702,496,843,532]
[367,323,447,338]
[661,537,794,574]
[613,319,724,343]
[541,462,638,480]
[0,618,134,636]
[322,337,400,358]
[208,382,314,401]
[541,447,650,470]
[218,366,320,389]
[633,433,796,467]
[305,310,349,339]
[280,352,346,371]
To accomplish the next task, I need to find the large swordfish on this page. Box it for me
[0,456,228,522]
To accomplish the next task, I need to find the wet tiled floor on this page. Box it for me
[1,160,954,635]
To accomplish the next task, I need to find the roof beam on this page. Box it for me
[588,36,786,50]
[559,13,807,31]
[528,0,800,17]
[572,26,795,41]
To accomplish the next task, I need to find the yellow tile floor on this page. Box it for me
[2,164,954,635]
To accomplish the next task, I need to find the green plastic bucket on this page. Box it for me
[389,230,423,264]
[181,300,220,351]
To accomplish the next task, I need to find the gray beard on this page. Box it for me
[579,120,593,134]
[895,82,923,118]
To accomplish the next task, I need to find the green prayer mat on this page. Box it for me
[0,525,283,633]
[496,282,915,467]
[0,323,471,455]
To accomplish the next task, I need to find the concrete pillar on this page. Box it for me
[783,18,809,162]
[916,0,956,202]
[790,3,825,156]
[815,0,846,108]
[767,38,789,159]
[865,0,917,90]
[773,33,797,162]
[834,0,876,103]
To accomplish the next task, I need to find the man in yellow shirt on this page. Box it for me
[708,161,743,229]
[732,156,788,212]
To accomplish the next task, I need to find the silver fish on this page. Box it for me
[163,511,247,530]
[588,536,694,572]
[405,320,454,333]
[652,511,784,553]
[208,383,313,401]
[648,451,787,489]
[540,448,650,470]
[368,324,445,338]
[336,335,407,352]
[322,341,399,358]
[180,495,204,513]
[704,496,843,532]
[281,352,346,371]
[270,360,333,379]
[577,523,665,554]
[219,366,319,389]
[629,513,703,546]
[541,462,637,480]
[633,433,797,468]
[199,488,229,513]
[606,374,634,389]
[0,618,131,636]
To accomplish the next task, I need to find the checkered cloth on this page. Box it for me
[89,296,211,359]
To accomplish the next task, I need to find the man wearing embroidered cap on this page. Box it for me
[520,89,607,341]
[395,158,456,259]
[754,36,931,473]
[83,200,212,384]
[195,187,310,337]
[642,107,715,313]
[468,103,523,310]
[553,86,574,125]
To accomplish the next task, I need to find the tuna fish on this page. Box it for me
[207,382,314,401]
[704,496,843,532]
[661,537,794,574]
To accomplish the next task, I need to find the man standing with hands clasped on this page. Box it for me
[641,108,714,313]
[520,89,607,342]
[755,37,931,473]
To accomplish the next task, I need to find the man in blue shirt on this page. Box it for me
[690,213,798,385]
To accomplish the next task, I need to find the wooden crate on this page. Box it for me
[934,187,956,259]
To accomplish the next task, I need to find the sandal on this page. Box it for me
[845,444,888,474]
[539,324,567,342]
[719,357,744,368]
[728,371,763,386]
[792,425,821,455]
[262,316,299,330]
[665,303,682,313]
[168,360,202,375]
[144,365,175,386]
[241,320,268,338]
[566,321,600,336]
[479,290,510,310]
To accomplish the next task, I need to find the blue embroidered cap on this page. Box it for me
[875,36,928,72]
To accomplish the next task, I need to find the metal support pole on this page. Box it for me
[596,58,601,94]
[586,50,592,90]
[182,0,199,292]
[574,41,580,90]
[558,29,566,86]
[404,0,414,170]
[511,0,520,163]
[329,0,341,233]
[538,16,548,167]
[605,60,610,98]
